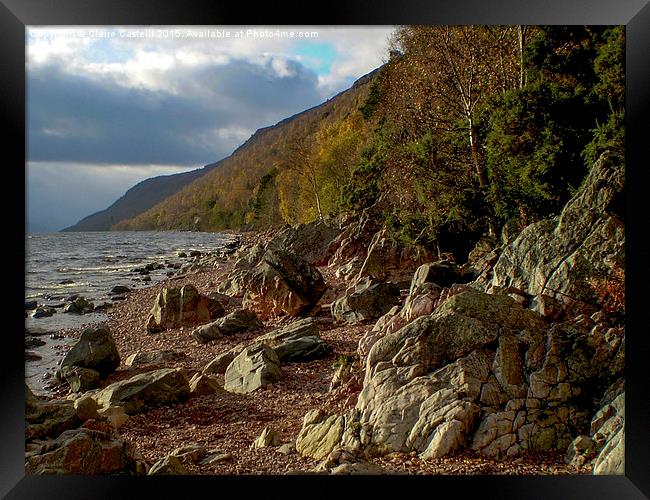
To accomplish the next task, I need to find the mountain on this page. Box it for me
[62,161,223,232]
[113,69,378,232]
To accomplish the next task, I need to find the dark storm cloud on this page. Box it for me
[27,58,322,166]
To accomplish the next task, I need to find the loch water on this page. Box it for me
[25,230,234,394]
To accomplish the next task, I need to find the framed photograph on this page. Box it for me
[4,0,649,498]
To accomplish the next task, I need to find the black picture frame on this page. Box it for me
[4,0,649,498]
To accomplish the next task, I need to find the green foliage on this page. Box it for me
[340,139,386,211]
[359,77,382,119]
[115,24,624,263]
[483,81,592,223]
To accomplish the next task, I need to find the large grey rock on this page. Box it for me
[274,336,332,363]
[223,344,282,394]
[26,422,147,475]
[146,284,225,333]
[202,318,320,373]
[125,350,186,367]
[217,244,265,297]
[489,153,624,318]
[192,309,263,344]
[93,368,190,415]
[300,291,618,459]
[242,249,327,319]
[203,351,239,375]
[58,324,120,378]
[331,277,400,323]
[267,220,342,266]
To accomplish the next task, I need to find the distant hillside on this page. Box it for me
[113,68,379,231]
[62,161,223,231]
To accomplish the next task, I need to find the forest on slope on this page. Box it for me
[116,26,624,262]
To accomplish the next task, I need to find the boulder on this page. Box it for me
[26,421,147,475]
[192,309,263,344]
[31,307,56,318]
[146,284,225,333]
[331,277,400,323]
[315,446,387,475]
[566,435,597,468]
[25,300,38,310]
[342,291,623,459]
[217,244,265,297]
[109,285,132,295]
[241,249,327,319]
[58,324,120,378]
[203,351,239,375]
[63,297,94,314]
[59,366,101,392]
[409,261,472,293]
[266,220,342,266]
[354,229,436,284]
[93,368,190,415]
[274,336,332,363]
[489,152,625,318]
[125,350,186,367]
[148,455,191,475]
[189,373,223,397]
[296,409,362,461]
[26,385,84,441]
[223,344,283,394]
[97,405,129,429]
[251,427,282,449]
[252,318,320,346]
[171,444,207,464]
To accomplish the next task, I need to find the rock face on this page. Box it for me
[223,345,283,394]
[489,153,624,318]
[58,325,120,378]
[93,368,190,415]
[146,284,225,333]
[26,421,147,475]
[241,249,327,319]
[297,290,623,460]
[192,309,263,344]
[266,220,342,266]
[331,277,401,323]
[591,387,625,475]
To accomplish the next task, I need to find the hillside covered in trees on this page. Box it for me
[115,25,624,262]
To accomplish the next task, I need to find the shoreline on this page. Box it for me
[27,229,593,475]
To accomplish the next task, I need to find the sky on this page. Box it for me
[26,26,394,232]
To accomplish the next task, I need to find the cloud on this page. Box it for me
[26,162,199,232]
[28,57,322,166]
[25,26,395,231]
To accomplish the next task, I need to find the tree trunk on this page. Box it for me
[518,26,527,89]
[468,119,487,188]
